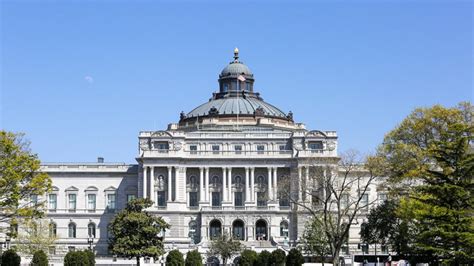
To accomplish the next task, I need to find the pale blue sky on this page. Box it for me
[1,1,472,163]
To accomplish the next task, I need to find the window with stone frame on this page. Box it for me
[48,194,57,210]
[234,192,243,207]
[189,192,198,207]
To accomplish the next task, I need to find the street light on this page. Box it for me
[87,237,93,250]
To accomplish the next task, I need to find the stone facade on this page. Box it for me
[20,50,385,264]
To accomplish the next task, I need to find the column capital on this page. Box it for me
[167,166,173,170]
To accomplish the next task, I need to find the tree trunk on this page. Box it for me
[332,248,340,266]
[136,256,140,266]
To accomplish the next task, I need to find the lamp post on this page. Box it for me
[5,236,11,250]
[87,237,93,250]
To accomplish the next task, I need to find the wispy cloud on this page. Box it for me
[84,75,94,84]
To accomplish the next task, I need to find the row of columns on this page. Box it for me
[142,166,280,205]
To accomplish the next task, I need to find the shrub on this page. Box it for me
[256,250,272,266]
[239,249,257,266]
[166,249,185,266]
[286,248,304,266]
[31,250,48,266]
[64,250,90,266]
[1,249,21,266]
[271,249,286,266]
[83,249,95,265]
[185,249,203,266]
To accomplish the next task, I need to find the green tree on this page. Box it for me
[31,249,48,266]
[256,250,271,266]
[185,249,203,266]
[207,233,243,265]
[0,131,52,234]
[108,198,169,266]
[360,199,418,258]
[15,218,57,255]
[270,249,286,266]
[300,216,331,265]
[376,102,474,264]
[239,249,257,266]
[286,248,304,266]
[1,249,21,266]
[166,250,184,266]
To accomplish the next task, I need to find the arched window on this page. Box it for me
[190,176,197,187]
[256,219,268,240]
[49,222,57,237]
[209,220,222,239]
[232,220,245,240]
[257,175,265,185]
[88,222,96,238]
[68,222,76,238]
[189,220,198,244]
[280,221,289,237]
[235,176,242,185]
[212,176,219,186]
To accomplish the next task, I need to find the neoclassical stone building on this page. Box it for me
[39,49,383,263]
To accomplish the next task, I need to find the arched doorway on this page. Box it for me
[255,219,268,240]
[232,220,245,240]
[209,219,222,239]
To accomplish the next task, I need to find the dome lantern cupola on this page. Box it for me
[218,48,255,95]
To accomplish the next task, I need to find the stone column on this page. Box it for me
[298,166,302,202]
[273,167,278,201]
[222,167,227,202]
[167,166,172,202]
[143,166,148,199]
[228,168,232,202]
[245,167,250,202]
[305,167,310,202]
[205,167,210,202]
[150,166,155,206]
[267,167,273,201]
[250,168,255,202]
[199,167,204,202]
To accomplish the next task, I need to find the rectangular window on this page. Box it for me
[87,194,96,210]
[127,194,136,203]
[257,192,267,206]
[68,246,75,252]
[279,145,286,150]
[190,145,198,154]
[234,192,243,207]
[378,193,387,203]
[107,194,116,210]
[189,192,198,207]
[157,191,166,206]
[31,194,38,206]
[154,142,169,150]
[212,145,220,154]
[234,145,242,154]
[257,145,265,154]
[212,192,221,207]
[308,141,323,150]
[48,194,57,210]
[340,194,349,209]
[48,247,56,255]
[361,193,369,211]
[68,194,77,210]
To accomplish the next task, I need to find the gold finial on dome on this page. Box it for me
[233,47,239,62]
